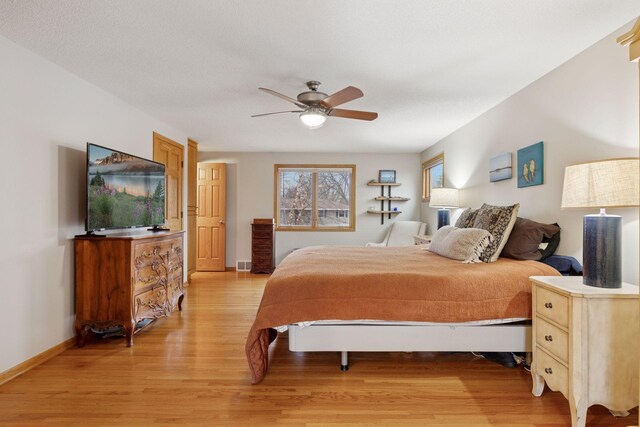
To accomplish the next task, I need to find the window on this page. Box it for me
[422,153,444,201]
[275,164,356,231]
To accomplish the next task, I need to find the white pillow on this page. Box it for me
[428,226,494,263]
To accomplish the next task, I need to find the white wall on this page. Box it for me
[0,35,189,373]
[197,152,421,266]
[420,23,639,285]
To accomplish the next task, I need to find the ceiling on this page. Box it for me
[1,1,639,153]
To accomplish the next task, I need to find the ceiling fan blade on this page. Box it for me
[251,110,304,117]
[328,108,378,121]
[258,87,307,108]
[320,86,364,108]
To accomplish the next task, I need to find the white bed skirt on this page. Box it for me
[288,321,531,353]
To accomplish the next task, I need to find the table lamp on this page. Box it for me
[561,158,639,288]
[429,188,460,229]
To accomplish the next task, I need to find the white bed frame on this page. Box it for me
[288,322,531,370]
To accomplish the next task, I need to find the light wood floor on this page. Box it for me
[0,272,636,426]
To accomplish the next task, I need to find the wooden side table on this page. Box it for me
[530,276,639,427]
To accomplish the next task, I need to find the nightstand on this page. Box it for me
[413,235,432,245]
[530,276,639,427]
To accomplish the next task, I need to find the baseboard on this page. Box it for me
[0,337,76,385]
[225,267,236,271]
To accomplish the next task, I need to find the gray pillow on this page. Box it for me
[428,225,494,263]
[472,203,520,262]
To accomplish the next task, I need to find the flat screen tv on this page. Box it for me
[86,143,166,232]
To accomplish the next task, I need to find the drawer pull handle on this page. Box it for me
[544,367,553,374]
[544,335,553,342]
[544,302,553,309]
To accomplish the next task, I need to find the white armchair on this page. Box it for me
[366,221,427,247]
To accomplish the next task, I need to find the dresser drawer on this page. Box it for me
[133,237,183,292]
[252,238,274,250]
[535,346,568,397]
[252,259,274,270]
[252,249,273,258]
[536,317,569,363]
[133,286,169,322]
[536,286,569,327]
[252,226,274,239]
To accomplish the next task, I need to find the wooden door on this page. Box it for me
[187,139,198,280]
[153,132,183,231]
[196,163,226,271]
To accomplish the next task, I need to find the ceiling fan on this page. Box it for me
[252,81,378,128]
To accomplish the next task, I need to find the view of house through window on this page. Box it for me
[422,153,444,201]
[276,165,356,231]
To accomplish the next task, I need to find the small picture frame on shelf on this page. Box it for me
[378,170,396,183]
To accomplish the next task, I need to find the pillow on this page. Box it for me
[501,218,561,261]
[472,203,520,262]
[455,208,479,228]
[428,225,494,263]
[539,224,561,260]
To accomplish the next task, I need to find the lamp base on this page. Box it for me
[437,209,450,229]
[583,213,621,288]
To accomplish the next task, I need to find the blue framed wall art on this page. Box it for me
[517,141,544,188]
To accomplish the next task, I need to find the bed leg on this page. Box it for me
[340,351,349,371]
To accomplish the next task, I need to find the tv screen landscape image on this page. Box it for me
[87,143,166,231]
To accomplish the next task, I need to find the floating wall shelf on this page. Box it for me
[367,209,403,215]
[367,181,408,224]
[374,196,410,201]
[367,182,402,187]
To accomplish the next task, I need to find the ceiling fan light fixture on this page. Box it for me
[299,108,327,128]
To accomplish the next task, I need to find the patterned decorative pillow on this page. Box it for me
[455,208,479,228]
[472,203,520,262]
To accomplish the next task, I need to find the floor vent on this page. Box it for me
[236,260,251,272]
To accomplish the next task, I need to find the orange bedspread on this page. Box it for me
[245,245,560,383]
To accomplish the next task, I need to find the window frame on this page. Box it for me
[422,153,444,202]
[274,164,356,232]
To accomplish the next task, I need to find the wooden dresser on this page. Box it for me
[251,219,275,274]
[530,276,639,427]
[74,230,185,347]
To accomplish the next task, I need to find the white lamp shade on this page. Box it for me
[299,110,326,128]
[429,188,459,208]
[561,158,639,209]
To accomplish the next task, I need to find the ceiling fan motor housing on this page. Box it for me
[296,80,326,105]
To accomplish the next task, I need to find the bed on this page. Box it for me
[245,245,560,384]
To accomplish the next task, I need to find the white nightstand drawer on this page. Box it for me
[536,286,569,327]
[536,347,568,397]
[535,317,569,363]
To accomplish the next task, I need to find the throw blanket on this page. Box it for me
[246,245,559,383]
[428,225,493,263]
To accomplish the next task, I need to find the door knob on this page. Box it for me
[219,220,225,224]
